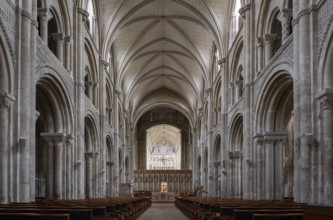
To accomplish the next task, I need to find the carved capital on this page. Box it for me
[264,34,277,43]
[40,132,66,144]
[0,92,15,109]
[37,8,51,21]
[235,80,243,87]
[263,132,287,144]
[239,4,252,19]
[85,151,94,159]
[253,133,264,144]
[317,89,333,110]
[256,37,264,47]
[64,36,72,44]
[51,33,64,42]
[77,7,89,21]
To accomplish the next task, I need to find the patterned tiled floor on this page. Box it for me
[137,203,190,220]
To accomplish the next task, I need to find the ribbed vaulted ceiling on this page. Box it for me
[100,0,231,124]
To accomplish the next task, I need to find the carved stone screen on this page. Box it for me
[146,124,181,170]
[133,170,192,193]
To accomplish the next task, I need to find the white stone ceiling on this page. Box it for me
[99,0,231,123]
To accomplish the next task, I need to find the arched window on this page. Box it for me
[87,0,96,35]
[229,0,243,47]
[146,124,181,170]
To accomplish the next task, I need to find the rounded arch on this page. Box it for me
[319,20,333,89]
[257,0,271,38]
[255,70,294,199]
[0,24,15,203]
[35,71,74,133]
[265,7,282,57]
[35,73,74,199]
[255,71,293,132]
[84,40,99,106]
[228,113,243,198]
[84,113,99,198]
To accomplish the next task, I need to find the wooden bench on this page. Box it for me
[0,213,70,220]
[175,197,305,220]
[253,213,304,220]
[304,205,333,220]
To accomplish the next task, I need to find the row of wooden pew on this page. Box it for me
[0,196,152,220]
[175,197,306,220]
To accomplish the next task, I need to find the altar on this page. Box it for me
[151,192,177,202]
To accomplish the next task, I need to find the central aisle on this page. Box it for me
[137,202,190,220]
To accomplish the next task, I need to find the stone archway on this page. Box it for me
[0,32,14,204]
[228,114,243,198]
[84,115,98,198]
[256,71,293,200]
[35,74,73,200]
[213,135,222,197]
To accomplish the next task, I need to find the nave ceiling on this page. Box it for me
[98,0,232,124]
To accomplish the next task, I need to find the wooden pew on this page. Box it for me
[0,208,93,220]
[0,213,70,220]
[304,205,333,220]
[253,213,304,220]
[233,209,303,220]
[175,196,306,220]
[0,196,151,220]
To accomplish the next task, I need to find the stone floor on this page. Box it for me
[137,202,190,220]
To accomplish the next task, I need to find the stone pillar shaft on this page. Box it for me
[54,141,63,199]
[37,8,49,44]
[52,33,64,63]
[264,34,276,64]
[320,93,333,205]
[85,152,94,198]
[298,9,312,203]
[46,141,54,199]
[0,94,14,203]
[20,0,33,203]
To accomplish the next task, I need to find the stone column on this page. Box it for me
[43,138,54,199]
[319,91,333,205]
[65,135,74,199]
[85,81,93,99]
[74,7,89,199]
[219,58,228,197]
[85,152,94,198]
[240,2,255,199]
[214,161,221,197]
[235,80,243,101]
[253,134,264,200]
[206,88,214,196]
[53,137,65,199]
[229,82,234,107]
[37,8,50,44]
[294,0,312,202]
[51,33,64,63]
[264,34,277,65]
[64,36,72,72]
[277,9,293,44]
[256,37,264,73]
[0,93,15,203]
[263,132,287,200]
[19,0,33,202]
[264,138,274,199]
